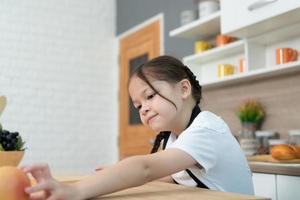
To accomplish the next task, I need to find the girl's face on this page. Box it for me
[128,75,187,133]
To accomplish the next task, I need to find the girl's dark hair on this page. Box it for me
[130,55,202,154]
[130,55,202,106]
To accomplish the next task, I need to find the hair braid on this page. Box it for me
[183,66,202,104]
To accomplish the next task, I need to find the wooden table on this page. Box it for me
[92,181,269,200]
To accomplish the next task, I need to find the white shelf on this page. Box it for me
[183,40,245,65]
[169,11,220,40]
[202,60,300,89]
[250,22,300,45]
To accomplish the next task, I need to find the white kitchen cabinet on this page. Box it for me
[277,175,300,200]
[169,11,220,40]
[221,0,300,37]
[183,40,245,85]
[252,173,277,200]
[169,1,300,89]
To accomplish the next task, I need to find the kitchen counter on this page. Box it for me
[56,176,270,200]
[95,181,268,200]
[249,161,300,176]
[57,177,269,200]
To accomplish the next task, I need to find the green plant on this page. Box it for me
[236,99,265,125]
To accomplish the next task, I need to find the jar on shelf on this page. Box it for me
[198,0,220,19]
[288,130,300,145]
[180,10,197,26]
[255,130,278,154]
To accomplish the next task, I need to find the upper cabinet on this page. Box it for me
[221,0,300,38]
[169,0,300,89]
[169,11,220,40]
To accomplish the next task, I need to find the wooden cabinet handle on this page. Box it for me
[248,0,277,11]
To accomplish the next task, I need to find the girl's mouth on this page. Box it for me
[147,114,158,125]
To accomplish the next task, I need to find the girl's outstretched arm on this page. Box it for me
[24,148,196,200]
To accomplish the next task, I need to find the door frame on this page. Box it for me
[118,13,164,54]
[117,13,164,159]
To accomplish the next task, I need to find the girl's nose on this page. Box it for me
[141,105,150,115]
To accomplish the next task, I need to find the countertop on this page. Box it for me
[94,181,268,200]
[57,177,269,200]
[248,161,300,176]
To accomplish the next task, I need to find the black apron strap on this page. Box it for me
[161,105,209,189]
[185,169,208,189]
[162,132,171,150]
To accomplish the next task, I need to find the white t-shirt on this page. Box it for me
[166,111,254,195]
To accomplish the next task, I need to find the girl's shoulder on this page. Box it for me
[196,110,222,122]
[193,111,229,133]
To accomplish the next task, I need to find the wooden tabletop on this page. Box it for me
[92,181,269,200]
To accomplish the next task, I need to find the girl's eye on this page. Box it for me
[147,93,156,100]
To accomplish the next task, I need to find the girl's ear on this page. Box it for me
[179,79,192,100]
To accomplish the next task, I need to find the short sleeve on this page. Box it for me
[168,115,226,172]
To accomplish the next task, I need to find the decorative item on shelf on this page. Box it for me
[276,47,298,65]
[217,64,234,78]
[194,40,212,53]
[198,0,219,19]
[239,57,246,73]
[236,99,265,156]
[216,34,235,47]
[180,9,197,26]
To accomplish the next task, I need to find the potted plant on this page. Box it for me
[0,124,26,167]
[236,98,265,132]
[236,99,265,156]
[0,96,26,166]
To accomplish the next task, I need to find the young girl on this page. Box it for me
[23,55,254,200]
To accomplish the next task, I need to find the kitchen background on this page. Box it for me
[117,0,300,139]
[0,0,300,182]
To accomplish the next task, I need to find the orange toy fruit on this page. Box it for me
[0,166,30,200]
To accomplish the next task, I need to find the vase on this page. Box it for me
[241,122,257,138]
[239,122,259,156]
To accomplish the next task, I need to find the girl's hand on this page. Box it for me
[22,163,81,200]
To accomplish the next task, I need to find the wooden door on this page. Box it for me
[119,20,161,159]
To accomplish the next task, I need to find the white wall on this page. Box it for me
[0,0,118,176]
